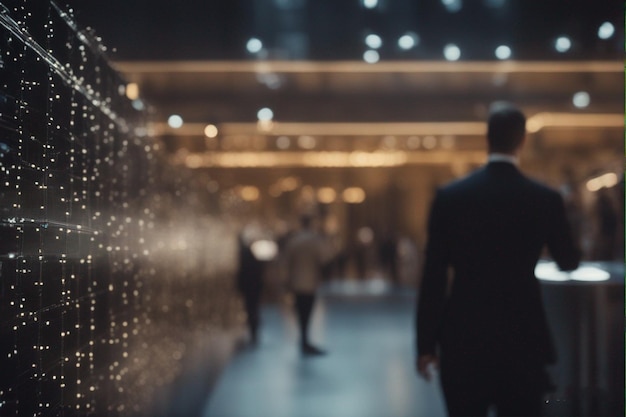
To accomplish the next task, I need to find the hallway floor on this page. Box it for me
[202,283,448,417]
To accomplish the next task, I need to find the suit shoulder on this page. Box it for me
[521,175,562,198]
[437,167,487,195]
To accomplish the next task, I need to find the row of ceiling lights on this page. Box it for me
[246,24,615,63]
[233,182,367,204]
[162,89,594,134]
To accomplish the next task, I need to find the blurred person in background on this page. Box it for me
[284,214,333,355]
[236,225,266,346]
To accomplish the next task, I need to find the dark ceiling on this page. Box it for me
[66,0,624,62]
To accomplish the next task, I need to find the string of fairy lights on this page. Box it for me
[0,0,158,414]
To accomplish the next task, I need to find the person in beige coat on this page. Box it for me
[284,214,333,355]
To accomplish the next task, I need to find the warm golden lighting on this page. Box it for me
[151,112,621,139]
[317,187,337,204]
[175,150,486,168]
[185,154,204,168]
[115,60,622,75]
[422,136,437,149]
[297,135,317,149]
[526,113,623,133]
[204,124,219,138]
[279,176,300,192]
[221,122,486,137]
[342,187,366,204]
[348,151,407,167]
[125,82,139,100]
[257,120,274,132]
[239,186,260,201]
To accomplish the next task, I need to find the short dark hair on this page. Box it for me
[486,102,526,153]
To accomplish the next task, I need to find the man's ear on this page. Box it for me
[518,134,527,152]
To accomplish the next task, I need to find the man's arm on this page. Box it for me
[546,191,581,271]
[416,190,450,378]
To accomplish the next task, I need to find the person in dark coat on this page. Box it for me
[416,103,581,417]
[236,230,265,345]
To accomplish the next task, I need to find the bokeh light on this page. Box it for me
[598,22,615,39]
[204,124,219,138]
[495,45,512,60]
[554,36,572,53]
[246,37,263,53]
[443,44,461,61]
[168,114,184,128]
[363,49,380,63]
[398,32,419,50]
[365,34,383,49]
[257,107,274,121]
[572,91,590,108]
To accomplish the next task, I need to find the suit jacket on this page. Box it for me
[417,162,580,369]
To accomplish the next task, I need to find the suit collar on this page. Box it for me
[488,153,519,166]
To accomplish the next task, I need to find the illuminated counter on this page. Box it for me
[536,260,621,284]
[537,261,624,416]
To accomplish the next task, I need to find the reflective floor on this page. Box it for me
[202,283,448,417]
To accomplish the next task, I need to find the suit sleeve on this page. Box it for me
[416,190,450,357]
[546,191,581,271]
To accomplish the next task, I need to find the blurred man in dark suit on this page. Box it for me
[236,227,265,346]
[416,103,581,417]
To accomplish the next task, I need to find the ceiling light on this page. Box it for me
[554,36,571,53]
[495,45,512,60]
[398,32,419,50]
[362,0,378,9]
[257,107,274,121]
[443,44,461,61]
[167,115,183,129]
[365,34,383,49]
[598,22,615,40]
[572,91,590,108]
[246,38,263,53]
[363,50,380,63]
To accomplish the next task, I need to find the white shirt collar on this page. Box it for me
[488,153,519,166]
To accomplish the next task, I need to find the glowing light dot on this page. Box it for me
[398,33,419,50]
[555,36,571,53]
[495,45,512,60]
[365,34,382,49]
[246,38,263,53]
[297,135,317,149]
[276,136,290,149]
[442,0,462,12]
[572,91,590,108]
[342,187,366,204]
[363,50,380,64]
[167,115,183,129]
[598,22,615,39]
[362,0,378,9]
[240,186,260,201]
[257,107,274,121]
[204,124,218,138]
[317,187,337,204]
[444,44,461,61]
[125,83,139,100]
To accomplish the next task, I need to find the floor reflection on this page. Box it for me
[203,287,447,417]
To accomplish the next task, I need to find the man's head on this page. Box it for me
[486,102,526,154]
